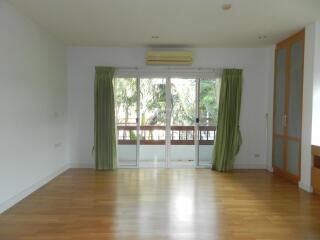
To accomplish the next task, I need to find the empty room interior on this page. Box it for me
[1,0,320,239]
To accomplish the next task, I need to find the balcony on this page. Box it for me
[117,125,216,145]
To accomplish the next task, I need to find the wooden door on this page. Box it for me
[273,30,304,183]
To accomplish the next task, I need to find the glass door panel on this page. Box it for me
[274,48,287,136]
[288,42,303,138]
[114,78,138,167]
[287,140,300,176]
[170,78,196,167]
[286,41,303,177]
[274,137,285,169]
[139,78,166,168]
[273,48,287,170]
[198,79,219,166]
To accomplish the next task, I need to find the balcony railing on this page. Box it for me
[117,125,216,145]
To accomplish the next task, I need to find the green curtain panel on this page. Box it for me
[212,69,243,172]
[94,67,117,170]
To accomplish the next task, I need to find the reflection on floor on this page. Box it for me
[0,169,320,240]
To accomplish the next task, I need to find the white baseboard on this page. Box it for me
[234,163,267,170]
[299,181,314,193]
[118,165,139,169]
[267,167,274,172]
[69,162,94,168]
[0,164,69,214]
[70,161,268,170]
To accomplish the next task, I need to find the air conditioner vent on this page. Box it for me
[145,51,193,65]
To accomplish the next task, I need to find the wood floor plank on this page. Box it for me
[0,169,320,240]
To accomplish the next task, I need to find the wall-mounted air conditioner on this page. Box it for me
[145,51,193,65]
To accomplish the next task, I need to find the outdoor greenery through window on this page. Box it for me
[114,77,219,145]
[140,78,166,126]
[199,79,220,126]
[114,78,137,142]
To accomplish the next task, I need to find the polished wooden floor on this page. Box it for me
[1,169,320,240]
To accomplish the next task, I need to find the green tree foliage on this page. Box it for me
[171,80,196,125]
[114,78,219,128]
[141,79,166,125]
[199,80,219,125]
[114,78,137,125]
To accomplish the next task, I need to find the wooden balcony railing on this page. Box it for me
[117,125,216,145]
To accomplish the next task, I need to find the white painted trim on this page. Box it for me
[234,163,267,170]
[117,165,139,169]
[266,45,276,177]
[267,167,274,173]
[299,181,314,193]
[71,161,268,170]
[168,164,197,169]
[165,77,171,169]
[196,165,211,169]
[195,78,200,168]
[138,162,166,168]
[301,23,316,194]
[0,165,69,214]
[69,162,94,168]
[136,77,140,169]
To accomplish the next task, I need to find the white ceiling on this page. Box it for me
[8,0,320,47]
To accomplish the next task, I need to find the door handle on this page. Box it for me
[282,114,287,128]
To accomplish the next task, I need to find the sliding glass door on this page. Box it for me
[169,78,196,167]
[139,78,166,168]
[114,78,138,167]
[114,74,219,168]
[197,79,219,166]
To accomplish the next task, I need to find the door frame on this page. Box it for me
[272,30,305,183]
[115,70,219,169]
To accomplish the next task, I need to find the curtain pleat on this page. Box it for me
[94,67,117,170]
[212,69,243,172]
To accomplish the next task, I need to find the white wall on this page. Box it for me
[67,47,273,169]
[0,0,68,211]
[300,21,320,192]
[300,24,316,191]
[266,46,276,172]
[311,21,320,147]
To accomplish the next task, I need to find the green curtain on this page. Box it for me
[212,69,243,172]
[94,67,117,170]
